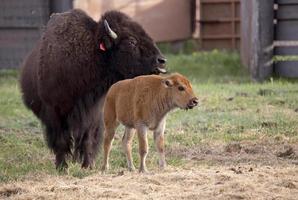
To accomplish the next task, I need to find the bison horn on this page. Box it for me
[104,20,118,39]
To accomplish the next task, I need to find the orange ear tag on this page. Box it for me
[100,42,106,51]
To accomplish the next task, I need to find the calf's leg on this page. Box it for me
[154,119,166,169]
[136,125,149,173]
[101,123,118,171]
[122,127,136,171]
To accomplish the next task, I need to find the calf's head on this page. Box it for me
[98,11,166,78]
[163,73,198,110]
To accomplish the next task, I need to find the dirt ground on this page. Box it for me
[1,140,298,200]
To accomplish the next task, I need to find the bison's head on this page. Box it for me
[162,73,198,110]
[97,11,166,78]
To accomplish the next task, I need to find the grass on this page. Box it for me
[166,50,249,83]
[0,51,297,183]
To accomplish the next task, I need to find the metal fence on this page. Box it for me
[0,0,72,69]
[274,0,298,78]
[0,0,49,69]
[241,0,298,80]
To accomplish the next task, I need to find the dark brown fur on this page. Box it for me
[20,9,166,169]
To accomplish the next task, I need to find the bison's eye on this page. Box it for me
[128,39,137,47]
[178,86,185,91]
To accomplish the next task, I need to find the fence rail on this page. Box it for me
[198,0,241,50]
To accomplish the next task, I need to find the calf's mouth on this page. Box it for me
[186,97,199,109]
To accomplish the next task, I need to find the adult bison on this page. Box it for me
[20,9,166,169]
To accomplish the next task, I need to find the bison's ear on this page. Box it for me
[162,79,174,88]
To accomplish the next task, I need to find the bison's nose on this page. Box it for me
[153,56,167,74]
[157,57,167,64]
[187,97,199,109]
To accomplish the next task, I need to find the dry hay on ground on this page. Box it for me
[1,140,298,200]
[0,165,297,200]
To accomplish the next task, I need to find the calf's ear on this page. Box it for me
[162,79,173,88]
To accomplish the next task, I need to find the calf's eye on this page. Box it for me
[178,86,185,91]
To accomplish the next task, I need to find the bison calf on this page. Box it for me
[102,73,198,173]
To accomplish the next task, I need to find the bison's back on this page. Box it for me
[38,9,98,115]
[20,41,42,118]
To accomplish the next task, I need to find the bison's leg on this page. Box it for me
[154,119,167,170]
[87,108,105,168]
[81,123,103,169]
[80,129,93,169]
[72,128,93,168]
[136,125,149,173]
[75,95,104,168]
[122,127,136,171]
[73,133,82,164]
[45,124,71,170]
[55,151,68,170]
[53,131,72,170]
[42,105,72,170]
[101,123,118,172]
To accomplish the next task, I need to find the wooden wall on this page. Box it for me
[74,0,194,42]
[197,0,241,50]
[0,0,246,69]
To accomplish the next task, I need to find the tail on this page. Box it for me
[97,108,105,153]
[96,94,107,153]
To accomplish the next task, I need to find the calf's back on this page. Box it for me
[104,75,165,128]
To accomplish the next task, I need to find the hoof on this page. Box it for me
[139,168,149,174]
[128,165,136,172]
[159,164,166,170]
[81,158,94,169]
[101,164,109,173]
[55,160,68,171]
[81,162,94,170]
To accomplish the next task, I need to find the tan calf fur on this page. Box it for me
[102,73,198,173]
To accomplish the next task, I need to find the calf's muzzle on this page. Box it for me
[187,97,199,109]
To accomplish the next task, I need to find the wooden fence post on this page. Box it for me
[256,0,274,81]
[241,0,274,81]
[240,0,252,69]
